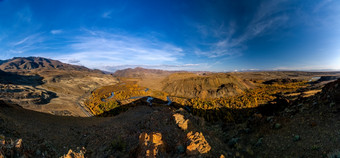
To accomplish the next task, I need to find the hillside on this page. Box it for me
[0,57,117,117]
[113,67,184,91]
[0,57,100,72]
[0,99,226,157]
[162,73,254,98]
[1,78,340,157]
[113,67,177,78]
[233,71,340,80]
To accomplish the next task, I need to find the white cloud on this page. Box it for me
[9,33,44,54]
[55,30,185,69]
[51,29,63,34]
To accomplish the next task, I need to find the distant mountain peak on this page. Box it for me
[0,56,101,73]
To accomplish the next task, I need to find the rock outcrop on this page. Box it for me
[173,113,189,131]
[0,135,25,158]
[60,148,86,158]
[137,132,166,158]
[186,131,211,155]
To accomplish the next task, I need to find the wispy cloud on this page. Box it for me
[235,0,289,45]
[194,0,289,58]
[55,30,185,69]
[50,29,63,34]
[101,6,126,19]
[9,33,44,54]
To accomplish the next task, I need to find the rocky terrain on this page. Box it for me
[1,58,340,157]
[1,78,340,157]
[0,99,226,157]
[0,57,117,116]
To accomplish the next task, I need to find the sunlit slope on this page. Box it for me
[162,73,254,98]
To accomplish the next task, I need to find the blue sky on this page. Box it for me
[0,0,340,72]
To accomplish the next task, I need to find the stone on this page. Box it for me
[266,116,274,122]
[293,135,301,142]
[173,113,189,130]
[255,138,263,146]
[176,145,185,154]
[186,132,211,155]
[0,135,5,145]
[244,128,251,134]
[137,132,166,157]
[228,138,239,148]
[330,102,336,108]
[61,147,86,158]
[327,149,340,158]
[14,139,23,154]
[36,149,41,155]
[274,123,281,129]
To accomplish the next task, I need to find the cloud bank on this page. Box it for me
[54,30,189,71]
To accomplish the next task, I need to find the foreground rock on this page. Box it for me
[136,132,166,157]
[173,113,189,131]
[186,131,211,155]
[0,135,25,158]
[60,148,86,158]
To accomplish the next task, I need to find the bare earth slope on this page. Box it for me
[0,57,98,72]
[0,57,118,116]
[0,100,227,157]
[113,67,177,79]
[162,73,254,98]
[112,67,181,91]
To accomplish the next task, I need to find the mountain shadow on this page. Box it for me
[96,96,291,125]
[97,97,169,117]
[0,70,43,86]
[0,70,58,104]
